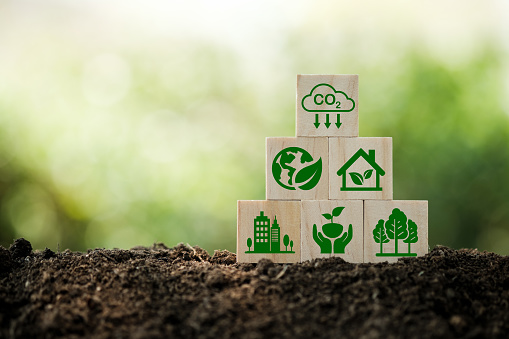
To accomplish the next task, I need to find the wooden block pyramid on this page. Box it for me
[237,75,428,263]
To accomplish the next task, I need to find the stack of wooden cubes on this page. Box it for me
[237,75,428,263]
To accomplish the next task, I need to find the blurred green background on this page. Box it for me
[1,1,509,254]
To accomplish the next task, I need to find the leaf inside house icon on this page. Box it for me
[336,149,385,191]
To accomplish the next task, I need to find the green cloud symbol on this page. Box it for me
[302,83,355,112]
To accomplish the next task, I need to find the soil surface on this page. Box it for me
[0,238,508,339]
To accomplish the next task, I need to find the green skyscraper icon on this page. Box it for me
[253,211,270,253]
[270,216,281,253]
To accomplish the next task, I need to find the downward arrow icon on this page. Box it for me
[335,114,342,129]
[324,114,331,128]
[314,114,320,128]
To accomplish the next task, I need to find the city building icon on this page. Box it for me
[246,211,294,253]
[254,211,270,253]
[270,216,281,253]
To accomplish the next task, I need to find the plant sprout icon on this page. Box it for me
[313,206,353,254]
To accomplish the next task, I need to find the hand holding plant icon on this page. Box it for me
[312,207,353,254]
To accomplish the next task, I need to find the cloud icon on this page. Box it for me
[302,84,355,112]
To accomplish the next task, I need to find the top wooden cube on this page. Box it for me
[296,74,359,137]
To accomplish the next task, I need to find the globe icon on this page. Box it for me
[272,147,322,191]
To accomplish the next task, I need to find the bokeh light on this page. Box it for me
[1,0,509,255]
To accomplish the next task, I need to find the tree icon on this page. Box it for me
[404,219,418,253]
[283,234,290,252]
[247,238,252,252]
[373,208,418,257]
[384,208,408,255]
[373,219,389,254]
[290,240,294,252]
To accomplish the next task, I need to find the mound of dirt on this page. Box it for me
[0,238,508,338]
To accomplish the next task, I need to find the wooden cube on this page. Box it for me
[237,200,301,263]
[364,200,428,263]
[301,200,363,263]
[296,74,359,137]
[329,137,393,200]
[267,137,329,200]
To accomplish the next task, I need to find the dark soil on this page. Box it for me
[1,238,508,339]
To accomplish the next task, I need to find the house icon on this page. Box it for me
[337,149,385,191]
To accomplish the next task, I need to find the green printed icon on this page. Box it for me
[302,83,355,129]
[246,211,295,254]
[302,83,355,112]
[337,149,385,191]
[373,208,418,257]
[313,206,353,254]
[272,147,322,191]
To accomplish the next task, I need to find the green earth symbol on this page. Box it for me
[272,147,322,191]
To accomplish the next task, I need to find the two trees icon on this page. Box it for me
[373,208,418,257]
[246,235,294,252]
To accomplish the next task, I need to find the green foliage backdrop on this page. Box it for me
[0,2,508,254]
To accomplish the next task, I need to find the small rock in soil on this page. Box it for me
[9,238,32,259]
[41,247,55,259]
